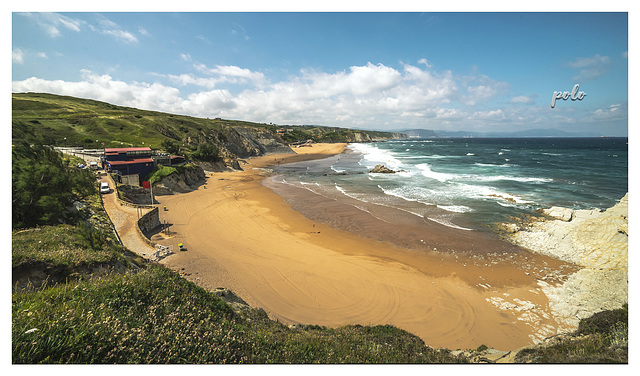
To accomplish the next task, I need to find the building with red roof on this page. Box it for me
[104,147,155,181]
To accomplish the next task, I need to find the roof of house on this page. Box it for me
[106,158,154,166]
[104,147,152,153]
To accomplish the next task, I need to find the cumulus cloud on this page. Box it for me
[568,54,610,81]
[195,64,267,86]
[11,60,535,130]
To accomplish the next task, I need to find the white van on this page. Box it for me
[90,161,98,170]
[100,182,110,194]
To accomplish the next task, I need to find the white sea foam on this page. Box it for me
[437,205,474,213]
[416,163,457,182]
[349,143,403,170]
[474,163,512,168]
[426,216,474,231]
[330,165,345,173]
[378,185,434,206]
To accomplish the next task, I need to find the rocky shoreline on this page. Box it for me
[502,193,628,328]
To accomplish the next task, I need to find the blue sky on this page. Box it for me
[12,10,629,136]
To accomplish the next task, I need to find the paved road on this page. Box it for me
[98,172,156,258]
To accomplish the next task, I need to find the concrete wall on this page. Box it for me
[138,207,160,235]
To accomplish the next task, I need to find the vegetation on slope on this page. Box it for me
[12,142,97,229]
[514,304,628,363]
[12,93,403,164]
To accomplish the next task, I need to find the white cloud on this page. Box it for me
[593,103,627,121]
[92,16,138,44]
[568,54,610,81]
[510,95,534,104]
[21,12,83,38]
[138,27,150,37]
[459,74,508,105]
[472,109,505,119]
[12,61,582,132]
[165,73,220,89]
[12,48,24,64]
[418,58,432,68]
[37,52,48,59]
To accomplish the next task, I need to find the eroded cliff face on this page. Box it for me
[505,194,628,328]
[222,127,295,158]
[153,166,206,195]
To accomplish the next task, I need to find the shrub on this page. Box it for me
[191,142,221,162]
[577,304,627,335]
[12,142,96,228]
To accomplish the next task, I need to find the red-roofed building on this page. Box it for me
[104,147,155,181]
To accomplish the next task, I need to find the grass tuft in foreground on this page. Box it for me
[514,304,628,363]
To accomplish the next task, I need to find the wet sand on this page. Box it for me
[154,143,579,351]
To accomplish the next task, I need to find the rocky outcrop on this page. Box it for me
[369,164,396,173]
[505,193,628,328]
[511,193,628,269]
[154,166,206,195]
[223,127,295,158]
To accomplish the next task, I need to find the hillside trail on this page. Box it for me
[98,172,156,257]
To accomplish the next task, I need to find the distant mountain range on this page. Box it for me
[399,128,604,139]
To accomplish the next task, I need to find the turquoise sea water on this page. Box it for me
[272,138,628,231]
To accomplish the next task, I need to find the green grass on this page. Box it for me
[514,305,628,363]
[12,93,275,150]
[146,163,201,185]
[147,165,177,186]
[12,93,402,154]
[12,264,467,364]
[12,224,126,271]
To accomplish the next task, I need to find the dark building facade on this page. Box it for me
[104,147,154,181]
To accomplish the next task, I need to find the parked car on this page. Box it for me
[100,182,110,194]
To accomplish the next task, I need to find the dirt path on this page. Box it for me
[98,173,156,257]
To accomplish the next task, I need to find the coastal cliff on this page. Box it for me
[505,194,628,328]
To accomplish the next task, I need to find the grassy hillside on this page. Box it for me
[12,92,267,150]
[12,93,403,161]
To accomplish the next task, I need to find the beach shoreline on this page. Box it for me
[154,143,579,351]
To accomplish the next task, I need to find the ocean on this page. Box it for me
[268,137,628,233]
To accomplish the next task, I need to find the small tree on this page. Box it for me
[161,139,181,155]
[191,142,221,162]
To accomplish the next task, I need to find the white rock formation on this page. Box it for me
[506,193,628,330]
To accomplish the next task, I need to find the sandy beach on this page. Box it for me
[153,143,578,351]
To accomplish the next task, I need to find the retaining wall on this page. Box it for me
[137,207,160,247]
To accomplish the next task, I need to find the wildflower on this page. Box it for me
[24,328,38,334]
